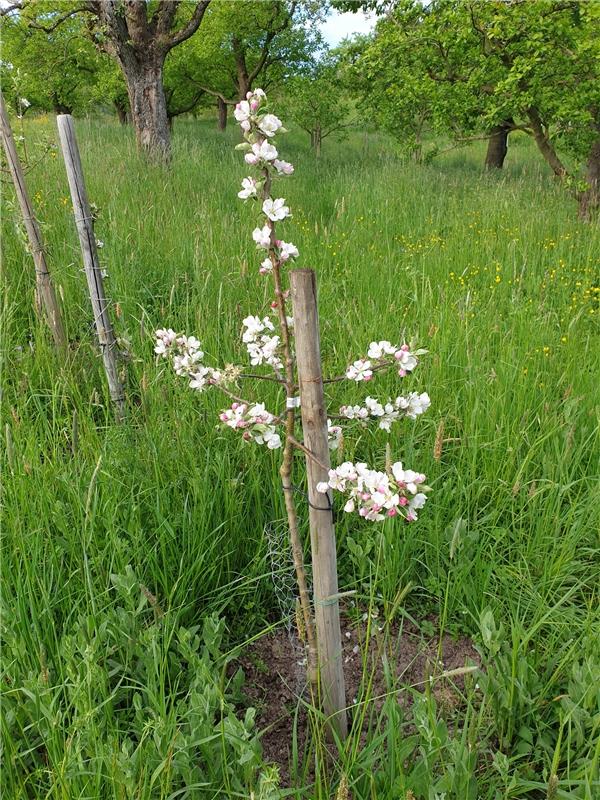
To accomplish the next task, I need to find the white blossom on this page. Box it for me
[346,359,373,382]
[238,177,258,200]
[263,197,290,222]
[317,461,428,523]
[252,225,272,249]
[327,420,342,451]
[367,340,396,359]
[273,159,294,175]
[245,139,278,165]
[278,241,299,261]
[259,257,273,275]
[258,113,283,137]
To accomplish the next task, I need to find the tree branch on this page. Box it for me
[164,0,211,51]
[27,6,88,32]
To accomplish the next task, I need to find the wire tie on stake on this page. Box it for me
[290,483,333,514]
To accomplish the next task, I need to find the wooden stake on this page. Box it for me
[56,114,125,421]
[0,92,67,349]
[290,268,347,740]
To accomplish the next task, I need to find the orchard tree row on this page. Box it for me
[1,1,335,156]
[1,0,598,217]
[338,0,599,218]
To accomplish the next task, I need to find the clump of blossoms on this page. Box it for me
[156,86,431,501]
[317,461,428,523]
[340,392,431,431]
[219,402,281,449]
[155,88,433,692]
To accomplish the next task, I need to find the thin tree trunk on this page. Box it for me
[114,100,128,125]
[314,124,322,158]
[527,107,568,179]
[0,92,67,349]
[485,121,511,169]
[217,97,227,131]
[124,59,170,161]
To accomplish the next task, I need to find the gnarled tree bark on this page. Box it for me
[41,0,213,162]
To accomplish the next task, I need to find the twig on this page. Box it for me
[287,435,329,472]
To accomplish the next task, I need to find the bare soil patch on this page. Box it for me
[236,614,480,785]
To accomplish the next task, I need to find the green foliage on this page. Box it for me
[286,55,354,152]
[1,566,270,798]
[0,8,106,115]
[1,117,599,797]
[354,0,600,174]
[164,0,323,118]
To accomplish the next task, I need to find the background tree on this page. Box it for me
[350,0,600,215]
[287,55,355,155]
[8,0,212,161]
[0,8,100,115]
[163,0,321,131]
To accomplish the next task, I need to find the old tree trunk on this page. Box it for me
[217,97,228,131]
[579,115,600,221]
[87,0,210,162]
[485,121,512,169]
[125,57,170,158]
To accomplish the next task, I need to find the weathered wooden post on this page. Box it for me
[290,268,347,740]
[0,92,67,349]
[56,114,125,421]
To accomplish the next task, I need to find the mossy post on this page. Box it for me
[0,92,67,350]
[57,114,125,422]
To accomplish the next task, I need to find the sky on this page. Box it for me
[320,8,377,47]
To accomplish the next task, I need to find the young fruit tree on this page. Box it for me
[155,89,431,737]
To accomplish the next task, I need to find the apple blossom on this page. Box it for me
[346,359,373,382]
[317,461,429,522]
[258,114,283,137]
[234,100,251,123]
[263,198,290,222]
[327,420,343,451]
[278,241,299,261]
[367,341,396,359]
[242,315,282,371]
[395,344,418,375]
[273,159,294,175]
[154,328,177,355]
[155,330,220,392]
[219,402,282,449]
[259,257,273,275]
[238,177,258,200]
[252,225,272,249]
[340,392,430,430]
[246,140,278,165]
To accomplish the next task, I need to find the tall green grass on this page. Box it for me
[2,115,599,798]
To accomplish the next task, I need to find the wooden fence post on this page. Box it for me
[56,114,125,421]
[290,268,347,740]
[0,91,67,349]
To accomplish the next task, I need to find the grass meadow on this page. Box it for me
[2,114,599,799]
